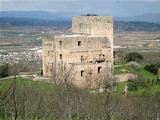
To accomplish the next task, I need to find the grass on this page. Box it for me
[0,63,160,97]
[114,64,135,74]
[137,67,159,80]
[114,63,160,96]
[115,82,160,96]
[0,77,54,93]
[114,63,160,79]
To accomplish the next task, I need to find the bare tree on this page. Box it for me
[50,62,75,86]
[95,65,114,93]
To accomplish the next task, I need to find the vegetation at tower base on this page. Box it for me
[0,50,160,120]
[0,77,160,120]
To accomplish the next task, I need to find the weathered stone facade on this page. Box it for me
[42,16,113,88]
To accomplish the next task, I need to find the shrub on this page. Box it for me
[155,63,160,68]
[127,81,138,91]
[141,90,150,96]
[155,77,160,85]
[124,52,143,63]
[154,91,160,96]
[127,74,148,91]
[144,64,159,75]
[0,63,9,78]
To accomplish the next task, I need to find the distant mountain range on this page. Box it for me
[114,21,160,32]
[117,13,160,23]
[0,11,74,21]
[0,17,71,27]
[0,11,160,31]
[1,11,160,23]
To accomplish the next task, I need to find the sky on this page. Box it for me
[0,0,160,17]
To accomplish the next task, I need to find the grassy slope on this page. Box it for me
[0,63,160,97]
[0,77,54,93]
[114,64,160,96]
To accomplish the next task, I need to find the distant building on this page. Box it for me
[42,16,113,88]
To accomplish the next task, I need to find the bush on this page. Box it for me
[124,52,143,63]
[128,74,148,91]
[154,91,160,96]
[155,63,160,68]
[0,63,9,78]
[144,64,159,75]
[141,90,150,96]
[127,81,138,91]
[155,77,160,85]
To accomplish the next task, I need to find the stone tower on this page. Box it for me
[72,16,113,64]
[42,16,113,88]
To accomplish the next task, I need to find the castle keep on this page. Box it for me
[42,16,113,88]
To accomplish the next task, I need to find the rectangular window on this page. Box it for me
[81,56,84,61]
[98,67,102,74]
[60,54,62,59]
[78,41,81,46]
[114,51,116,59]
[81,70,84,77]
[59,41,62,46]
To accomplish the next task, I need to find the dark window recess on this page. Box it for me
[114,51,116,59]
[81,70,84,77]
[81,56,84,61]
[96,54,105,63]
[59,41,62,46]
[98,67,102,74]
[60,54,62,59]
[88,70,92,75]
[78,41,81,46]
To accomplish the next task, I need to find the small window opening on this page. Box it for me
[102,54,105,60]
[60,54,62,59]
[78,41,81,46]
[81,56,84,61]
[114,51,116,59]
[81,70,84,77]
[88,70,92,75]
[59,41,62,46]
[98,67,102,74]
